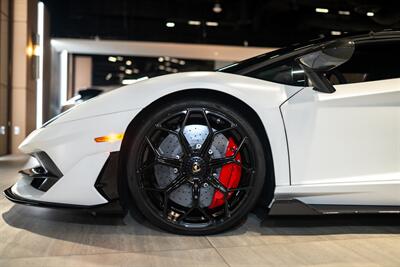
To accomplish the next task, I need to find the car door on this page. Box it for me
[280,39,400,204]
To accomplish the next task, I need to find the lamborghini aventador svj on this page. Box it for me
[5,31,400,234]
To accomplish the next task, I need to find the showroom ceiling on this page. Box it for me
[42,0,400,46]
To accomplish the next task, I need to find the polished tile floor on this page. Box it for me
[1,155,400,266]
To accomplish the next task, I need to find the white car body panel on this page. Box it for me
[280,78,400,206]
[16,109,140,205]
[14,71,302,206]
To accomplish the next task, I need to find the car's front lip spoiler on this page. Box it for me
[3,186,107,209]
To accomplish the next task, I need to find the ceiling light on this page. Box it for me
[133,68,139,74]
[188,20,201,26]
[105,73,112,80]
[206,21,219,27]
[108,56,117,62]
[119,66,126,71]
[171,58,179,64]
[331,31,342,36]
[367,12,374,17]
[126,60,132,66]
[159,65,165,70]
[117,56,123,61]
[158,57,164,62]
[315,8,329,13]
[125,69,133,75]
[338,10,350,15]
[213,2,222,13]
[179,60,186,65]
[166,22,175,28]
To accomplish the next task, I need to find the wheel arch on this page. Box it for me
[117,88,275,214]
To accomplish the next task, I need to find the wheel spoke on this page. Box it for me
[214,125,237,135]
[146,136,182,168]
[223,192,231,218]
[199,109,214,156]
[155,156,181,168]
[177,207,194,222]
[192,179,201,207]
[164,173,187,193]
[155,124,178,135]
[145,136,161,156]
[207,175,228,193]
[198,206,214,222]
[234,137,248,157]
[178,110,193,156]
[209,156,236,169]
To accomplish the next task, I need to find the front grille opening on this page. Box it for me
[31,178,46,189]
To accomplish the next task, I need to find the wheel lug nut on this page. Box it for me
[216,118,221,124]
[176,155,180,159]
[173,168,178,174]
[195,144,202,149]
[208,149,213,155]
[203,183,209,188]
[212,173,217,177]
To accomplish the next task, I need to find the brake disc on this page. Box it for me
[154,125,228,207]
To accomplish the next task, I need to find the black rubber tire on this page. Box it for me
[125,96,268,235]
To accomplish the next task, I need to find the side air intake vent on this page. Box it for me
[19,152,63,192]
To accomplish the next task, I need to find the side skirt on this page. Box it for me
[269,199,400,215]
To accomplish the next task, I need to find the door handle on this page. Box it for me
[0,126,6,135]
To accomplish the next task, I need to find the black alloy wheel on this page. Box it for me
[126,98,267,235]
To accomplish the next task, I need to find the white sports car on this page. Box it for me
[5,31,400,234]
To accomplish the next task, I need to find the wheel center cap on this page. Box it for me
[192,161,201,173]
[185,156,207,178]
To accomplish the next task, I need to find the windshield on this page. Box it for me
[218,35,353,75]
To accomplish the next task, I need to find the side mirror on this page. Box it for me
[298,39,355,93]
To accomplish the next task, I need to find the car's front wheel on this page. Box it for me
[126,97,267,235]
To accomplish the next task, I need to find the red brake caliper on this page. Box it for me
[208,137,242,209]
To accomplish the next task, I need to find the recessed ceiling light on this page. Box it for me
[338,10,350,15]
[206,21,219,27]
[105,73,112,80]
[125,69,133,75]
[108,56,117,62]
[117,56,123,61]
[315,8,329,13]
[158,57,164,62]
[188,20,201,26]
[166,22,175,28]
[126,60,132,66]
[367,12,374,17]
[331,31,342,36]
[213,2,222,13]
